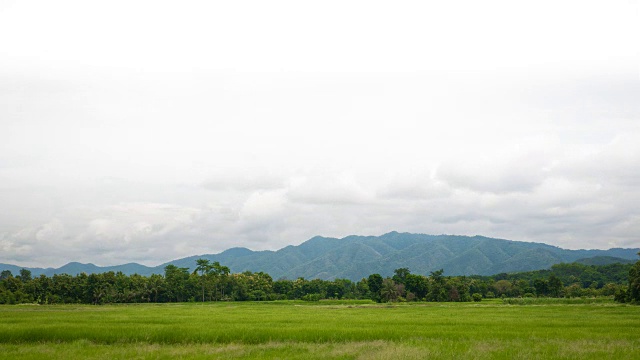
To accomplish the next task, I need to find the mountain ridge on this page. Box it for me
[1,232,638,280]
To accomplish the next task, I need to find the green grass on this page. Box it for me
[501,297,616,305]
[1,301,639,359]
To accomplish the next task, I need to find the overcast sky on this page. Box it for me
[1,0,639,268]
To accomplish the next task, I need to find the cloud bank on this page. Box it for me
[1,1,639,267]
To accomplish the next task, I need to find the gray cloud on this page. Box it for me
[2,155,639,267]
[286,173,373,205]
[1,1,639,267]
[435,150,552,194]
[376,171,451,201]
[202,168,287,192]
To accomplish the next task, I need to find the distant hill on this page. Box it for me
[573,256,635,266]
[2,232,638,280]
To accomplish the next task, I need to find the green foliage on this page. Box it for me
[404,273,429,300]
[0,270,12,280]
[17,268,31,282]
[301,293,322,301]
[380,278,404,302]
[614,288,627,303]
[547,275,563,297]
[392,267,410,284]
[575,256,636,266]
[627,252,640,303]
[367,274,383,302]
[1,259,634,305]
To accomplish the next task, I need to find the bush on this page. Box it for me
[472,293,482,302]
[301,293,322,302]
[614,288,627,303]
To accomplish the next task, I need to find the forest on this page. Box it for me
[1,257,639,305]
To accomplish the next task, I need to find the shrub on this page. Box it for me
[301,293,322,302]
[614,288,627,303]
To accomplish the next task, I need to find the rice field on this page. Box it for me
[1,300,639,359]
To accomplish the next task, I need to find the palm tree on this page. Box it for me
[194,259,212,302]
[380,278,399,302]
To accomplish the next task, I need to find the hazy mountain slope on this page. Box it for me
[574,256,635,266]
[0,263,52,277]
[2,232,638,280]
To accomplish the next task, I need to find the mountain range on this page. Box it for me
[2,232,638,280]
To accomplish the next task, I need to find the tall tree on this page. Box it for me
[18,268,32,282]
[210,261,230,300]
[194,259,212,302]
[367,274,383,302]
[628,252,640,303]
[392,268,411,285]
[0,270,12,280]
[380,278,405,302]
[428,269,447,302]
[164,265,189,302]
[533,278,548,297]
[405,274,429,300]
[548,275,563,297]
[148,274,165,303]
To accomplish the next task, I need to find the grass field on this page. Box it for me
[1,300,639,359]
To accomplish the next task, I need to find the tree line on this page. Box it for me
[1,256,639,305]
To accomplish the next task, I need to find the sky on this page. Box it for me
[1,0,639,268]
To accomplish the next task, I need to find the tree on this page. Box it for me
[164,265,190,302]
[195,259,212,276]
[0,270,12,280]
[392,268,411,285]
[430,269,444,283]
[428,269,447,302]
[493,280,513,297]
[194,259,212,302]
[148,274,165,303]
[209,261,230,300]
[447,277,470,302]
[547,275,563,297]
[380,278,404,302]
[627,252,640,303]
[18,268,32,282]
[367,274,383,302]
[356,278,370,299]
[448,285,460,302]
[326,280,346,299]
[404,274,429,300]
[273,279,293,299]
[533,279,548,297]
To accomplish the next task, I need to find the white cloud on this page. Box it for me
[377,172,451,201]
[237,190,288,232]
[203,168,287,192]
[287,172,373,205]
[1,1,639,267]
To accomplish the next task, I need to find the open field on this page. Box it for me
[1,300,639,359]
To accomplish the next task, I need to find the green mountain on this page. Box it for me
[2,232,638,280]
[573,256,635,266]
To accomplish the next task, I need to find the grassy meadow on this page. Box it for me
[1,300,639,359]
